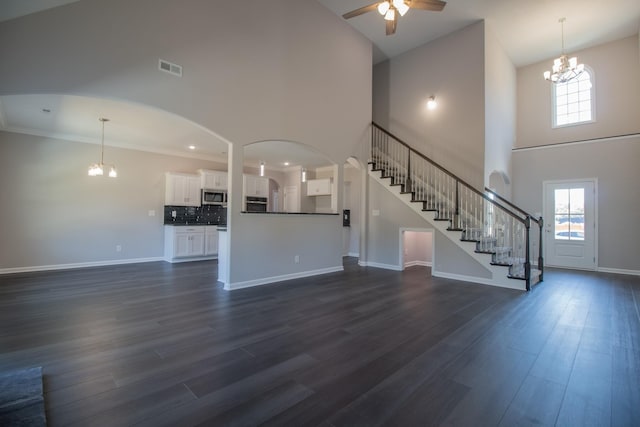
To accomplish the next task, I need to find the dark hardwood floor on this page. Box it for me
[1,259,638,426]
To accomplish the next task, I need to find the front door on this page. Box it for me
[544,180,597,270]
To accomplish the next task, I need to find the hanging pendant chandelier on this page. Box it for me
[88,117,117,178]
[543,18,584,84]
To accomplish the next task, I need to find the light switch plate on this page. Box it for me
[148,210,156,217]
[372,209,380,216]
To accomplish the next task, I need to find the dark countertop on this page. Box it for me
[164,222,225,226]
[240,211,339,215]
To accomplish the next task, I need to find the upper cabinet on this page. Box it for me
[306,178,332,196]
[165,172,201,206]
[244,175,269,198]
[199,169,228,190]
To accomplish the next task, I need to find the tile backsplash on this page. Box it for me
[164,205,226,225]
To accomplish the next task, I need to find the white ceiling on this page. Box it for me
[1,0,638,169]
[319,0,640,66]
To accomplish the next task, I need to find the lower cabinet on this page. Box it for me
[164,226,218,262]
[205,227,218,256]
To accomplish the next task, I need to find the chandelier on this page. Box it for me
[544,18,584,84]
[88,118,117,178]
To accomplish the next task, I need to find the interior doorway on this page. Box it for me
[283,185,299,213]
[543,179,597,270]
[343,158,363,259]
[400,229,433,271]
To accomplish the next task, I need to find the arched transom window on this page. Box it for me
[553,67,595,127]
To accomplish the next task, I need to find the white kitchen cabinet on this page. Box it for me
[165,173,201,206]
[165,226,205,260]
[243,175,269,198]
[164,225,225,263]
[199,169,228,190]
[306,178,332,196]
[205,226,218,256]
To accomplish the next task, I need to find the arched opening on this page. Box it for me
[243,140,337,214]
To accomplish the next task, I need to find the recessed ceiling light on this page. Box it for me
[284,162,290,166]
[188,145,196,150]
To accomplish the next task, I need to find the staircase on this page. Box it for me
[369,123,543,291]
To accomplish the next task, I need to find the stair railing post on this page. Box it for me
[538,216,544,281]
[405,146,412,195]
[454,179,460,229]
[525,215,531,291]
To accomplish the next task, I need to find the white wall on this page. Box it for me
[373,21,486,188]
[0,0,372,285]
[513,35,640,273]
[344,164,361,257]
[484,24,516,196]
[0,131,225,270]
[512,137,640,272]
[366,177,491,278]
[517,35,640,148]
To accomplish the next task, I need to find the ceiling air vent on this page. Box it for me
[158,59,182,77]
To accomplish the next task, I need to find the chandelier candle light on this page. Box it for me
[88,117,117,178]
[544,18,584,84]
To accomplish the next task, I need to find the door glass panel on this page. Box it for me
[554,187,585,241]
[554,189,569,213]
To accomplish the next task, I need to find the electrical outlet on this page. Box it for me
[116,245,122,252]
[294,255,300,264]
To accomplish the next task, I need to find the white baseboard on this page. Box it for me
[165,255,217,263]
[404,261,432,268]
[432,270,524,290]
[596,267,640,276]
[358,261,403,271]
[224,265,344,291]
[0,257,165,275]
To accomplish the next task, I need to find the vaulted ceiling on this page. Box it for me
[1,0,639,167]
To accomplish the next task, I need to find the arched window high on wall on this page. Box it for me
[552,66,595,128]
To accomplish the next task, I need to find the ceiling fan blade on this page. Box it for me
[386,17,397,35]
[409,0,446,12]
[342,2,380,19]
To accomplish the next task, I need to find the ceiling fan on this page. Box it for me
[342,0,446,35]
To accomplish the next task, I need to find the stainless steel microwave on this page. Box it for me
[201,189,227,206]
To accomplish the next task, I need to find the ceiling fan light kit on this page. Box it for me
[343,0,446,35]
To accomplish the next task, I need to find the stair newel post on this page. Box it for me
[538,216,544,281]
[524,216,531,291]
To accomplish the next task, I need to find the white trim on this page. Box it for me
[597,267,640,277]
[0,257,165,275]
[431,270,525,290]
[358,261,403,271]
[404,260,432,268]
[223,265,344,291]
[512,133,640,153]
[164,255,217,263]
[347,252,360,257]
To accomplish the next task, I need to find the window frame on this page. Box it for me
[551,64,596,129]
